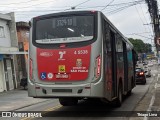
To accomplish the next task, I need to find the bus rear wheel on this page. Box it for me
[59,98,78,106]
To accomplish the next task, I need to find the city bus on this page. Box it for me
[28,10,136,107]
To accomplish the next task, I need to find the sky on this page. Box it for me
[0,0,159,48]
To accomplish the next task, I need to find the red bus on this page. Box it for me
[28,11,136,107]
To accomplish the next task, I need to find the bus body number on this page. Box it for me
[74,50,88,55]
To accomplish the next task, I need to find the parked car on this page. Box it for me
[135,67,146,85]
[143,64,151,77]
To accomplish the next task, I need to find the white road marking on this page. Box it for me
[157,74,160,81]
[157,84,160,88]
[155,83,157,89]
[143,95,155,120]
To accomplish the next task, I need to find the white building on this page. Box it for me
[0,12,19,92]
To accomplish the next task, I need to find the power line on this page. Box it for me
[0,0,145,12]
[104,0,144,15]
[101,0,115,11]
[128,33,153,40]
[106,3,136,14]
[63,0,91,11]
[11,0,143,17]
[11,0,57,11]
[12,0,92,14]
[139,3,154,41]
[74,0,91,8]
[0,0,42,6]
[132,0,148,33]
[126,32,152,35]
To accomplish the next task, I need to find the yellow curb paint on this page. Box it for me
[21,104,62,120]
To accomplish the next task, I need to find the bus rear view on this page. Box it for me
[28,11,136,107]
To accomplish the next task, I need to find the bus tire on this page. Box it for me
[114,83,123,107]
[59,98,78,106]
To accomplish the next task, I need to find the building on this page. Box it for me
[0,12,19,92]
[16,22,29,81]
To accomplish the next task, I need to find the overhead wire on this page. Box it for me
[105,0,144,15]
[0,0,144,13]
[133,0,154,43]
[14,1,141,21]
[15,0,92,18]
[11,0,58,11]
[0,0,42,6]
[73,0,91,8]
[2,0,152,43]
[126,32,151,35]
[101,0,151,43]
[131,0,148,39]
[106,4,133,14]
[2,0,142,12]
[63,0,92,11]
[129,33,153,40]
[6,0,139,14]
[139,3,154,44]
[101,0,115,11]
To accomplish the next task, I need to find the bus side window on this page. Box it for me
[116,34,123,62]
[104,21,111,52]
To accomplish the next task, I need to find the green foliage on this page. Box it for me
[128,38,152,53]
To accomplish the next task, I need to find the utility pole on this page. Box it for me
[145,0,159,51]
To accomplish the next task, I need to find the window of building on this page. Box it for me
[0,26,5,38]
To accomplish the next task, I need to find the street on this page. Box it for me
[0,0,160,120]
[0,64,159,120]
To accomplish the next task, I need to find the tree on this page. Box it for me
[144,43,152,53]
[128,38,152,53]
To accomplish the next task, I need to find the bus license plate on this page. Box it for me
[56,74,69,79]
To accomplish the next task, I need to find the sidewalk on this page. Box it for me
[0,89,50,111]
[148,65,160,120]
[151,74,160,111]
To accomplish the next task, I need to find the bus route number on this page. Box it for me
[57,18,73,27]
[74,50,88,55]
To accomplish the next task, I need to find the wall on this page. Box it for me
[6,12,18,48]
[0,19,11,47]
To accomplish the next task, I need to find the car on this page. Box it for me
[135,67,146,85]
[148,61,153,67]
[143,64,151,77]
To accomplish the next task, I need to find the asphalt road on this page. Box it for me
[0,65,157,120]
[11,66,156,120]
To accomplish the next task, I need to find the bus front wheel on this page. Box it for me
[59,98,78,106]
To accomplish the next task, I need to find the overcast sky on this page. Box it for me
[0,0,159,47]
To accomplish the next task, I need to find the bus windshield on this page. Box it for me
[35,15,94,44]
